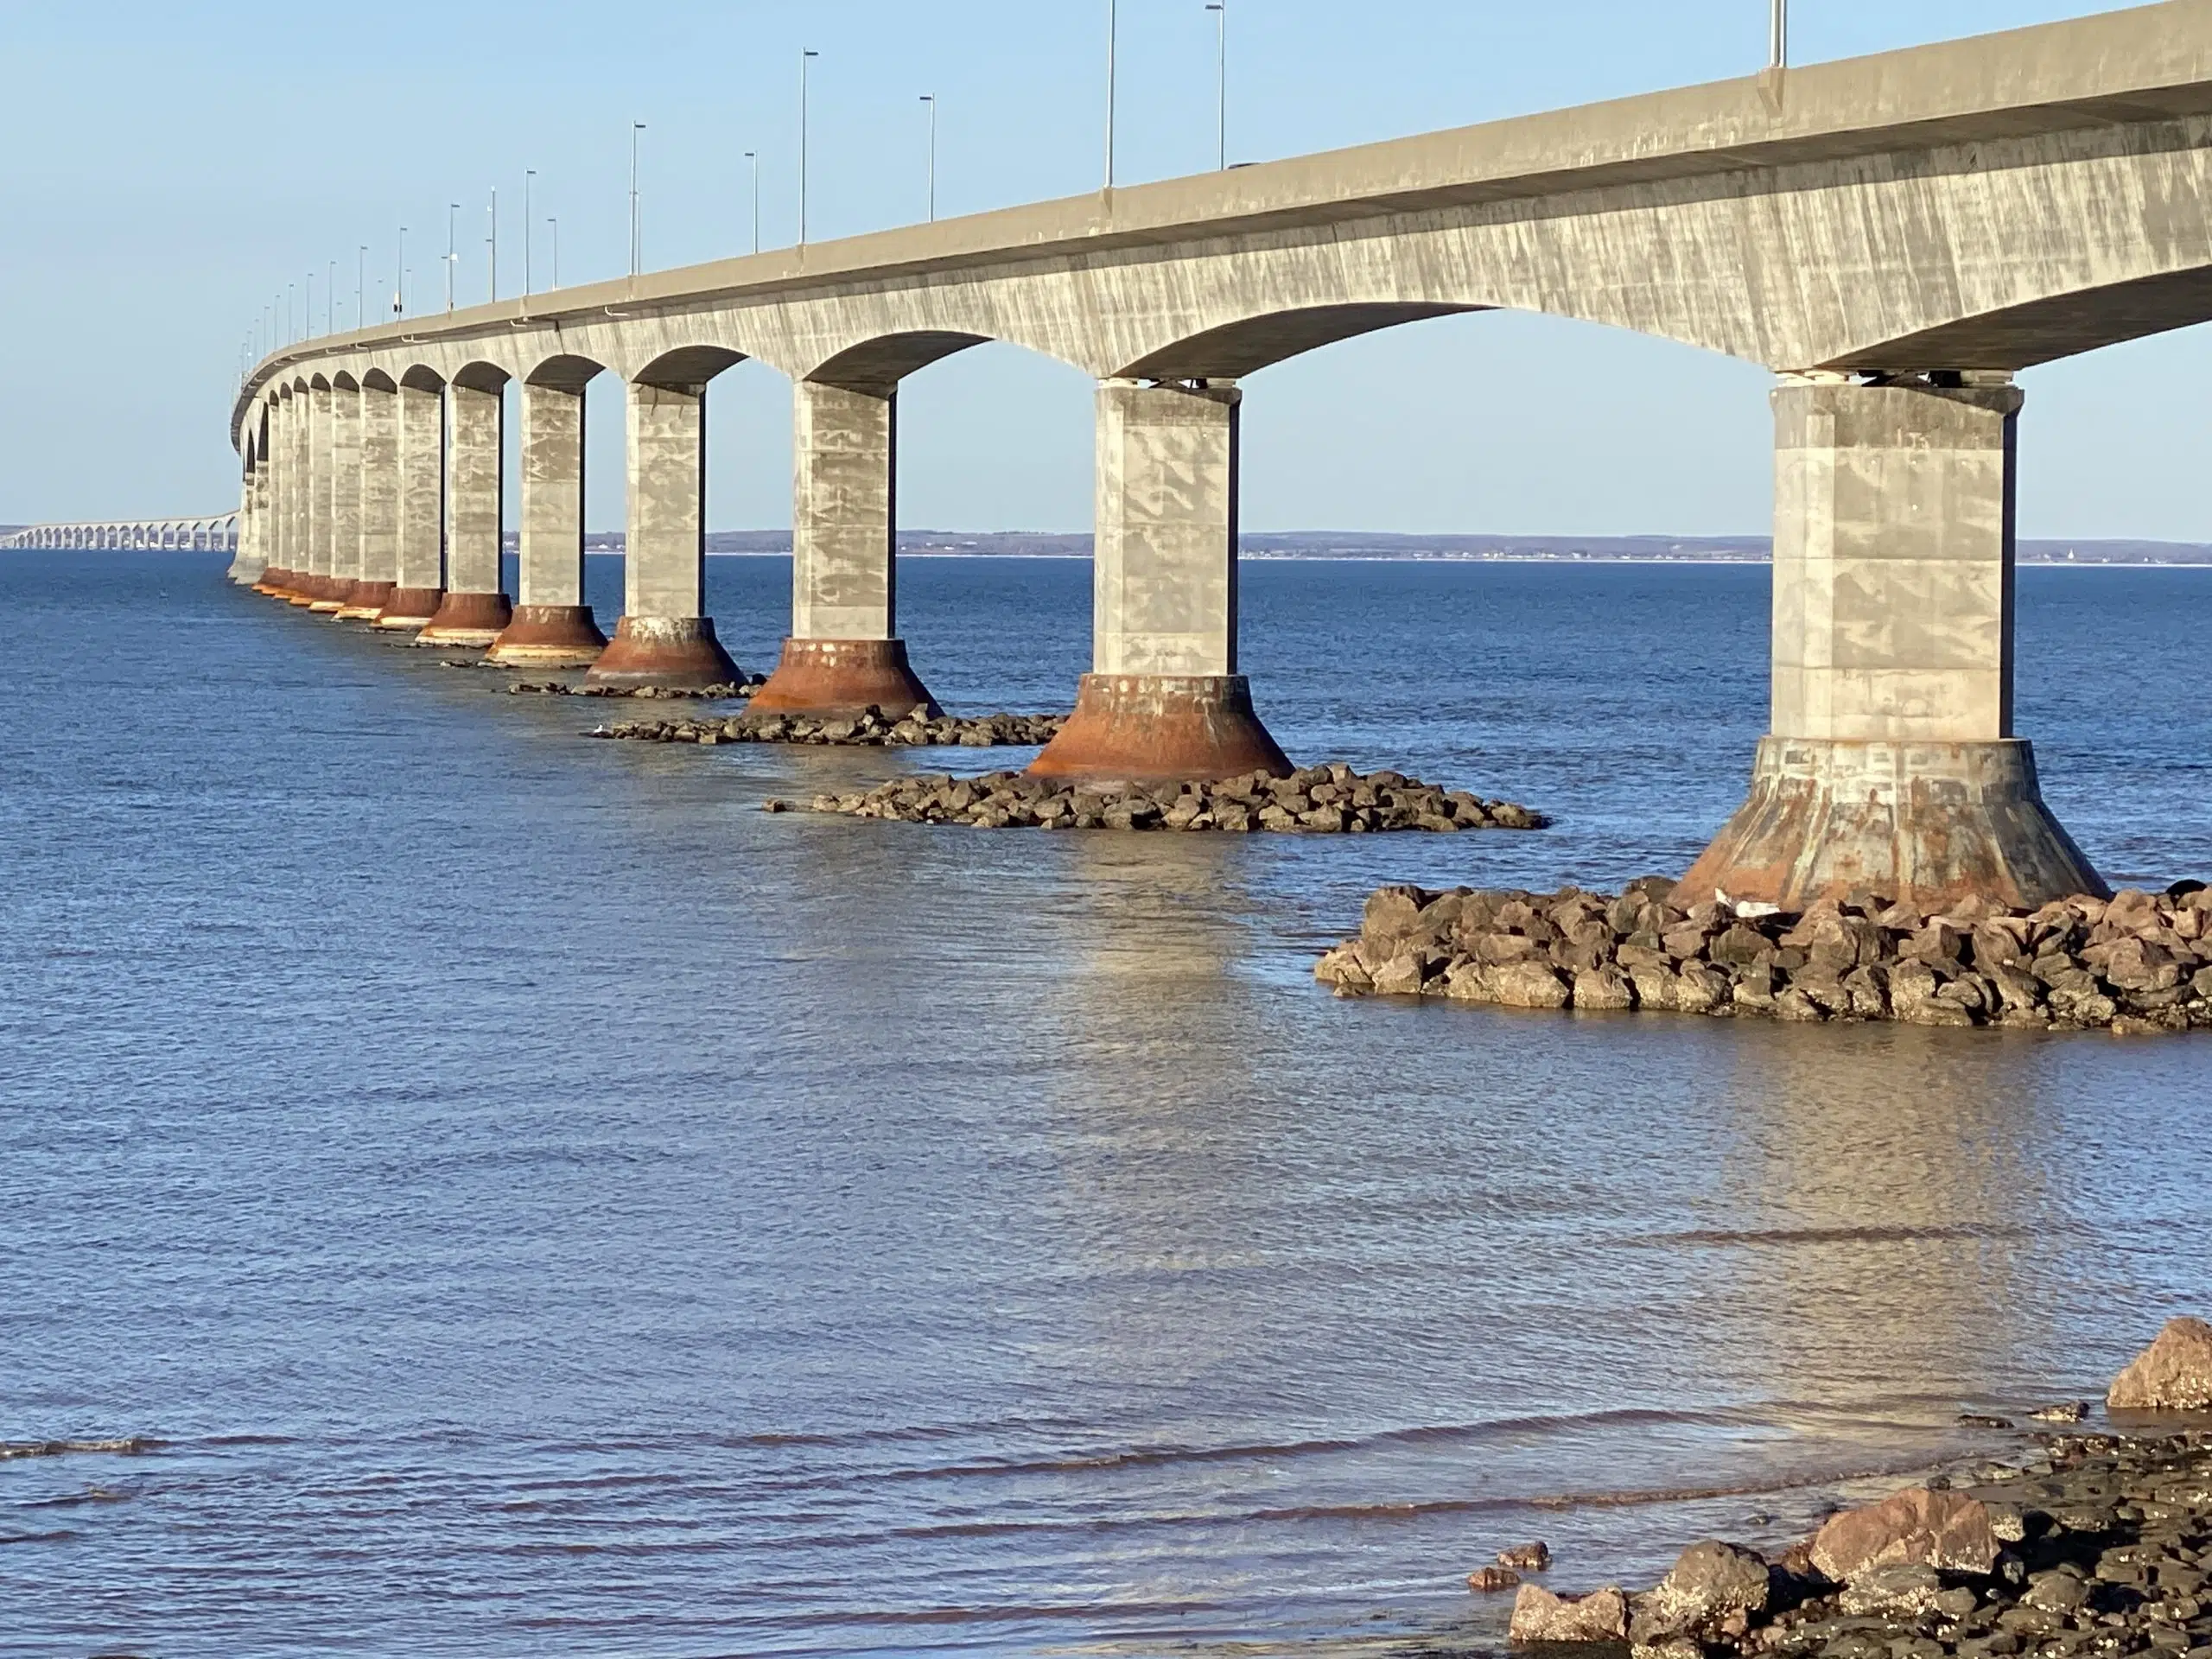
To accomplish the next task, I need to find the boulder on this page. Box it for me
[1809,1488,2000,1583]
[1498,1541,1553,1571]
[1510,1584,1630,1645]
[2108,1317,2212,1410]
[1630,1540,1771,1643]
[1837,1561,1946,1617]
[1470,1566,1524,1592]
[1491,961,1572,1010]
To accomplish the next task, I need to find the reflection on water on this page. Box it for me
[1,550,2208,1659]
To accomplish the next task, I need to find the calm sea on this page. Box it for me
[3,551,2209,1659]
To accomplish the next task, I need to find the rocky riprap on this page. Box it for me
[784,764,1548,832]
[1318,879,2212,1033]
[588,706,1065,747]
[1499,1427,2212,1659]
[505,678,761,700]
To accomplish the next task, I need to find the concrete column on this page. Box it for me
[344,383,400,619]
[282,395,316,605]
[227,451,267,585]
[486,379,607,666]
[418,382,512,645]
[324,386,363,615]
[1679,375,2103,909]
[379,382,446,629]
[1031,378,1289,783]
[306,385,344,609]
[749,380,941,719]
[584,378,741,689]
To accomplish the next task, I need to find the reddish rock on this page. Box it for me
[1808,1487,1999,1583]
[2108,1317,2212,1410]
[1509,1584,1630,1644]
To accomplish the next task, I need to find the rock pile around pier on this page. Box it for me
[1318,878,2212,1033]
[589,706,1065,747]
[1497,1421,2212,1659]
[506,679,760,700]
[785,764,1548,832]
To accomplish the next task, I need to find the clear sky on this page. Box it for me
[2,0,2202,540]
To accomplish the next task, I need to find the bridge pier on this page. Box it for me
[418,381,512,645]
[342,382,399,619]
[584,378,741,690]
[750,381,939,719]
[1030,378,1291,784]
[306,385,347,611]
[326,385,364,617]
[275,395,315,604]
[378,382,446,628]
[487,378,606,666]
[1677,374,2105,910]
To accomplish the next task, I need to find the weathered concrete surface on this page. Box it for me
[326,382,364,614]
[488,378,603,666]
[1030,380,1289,783]
[1675,736,2106,910]
[342,381,399,619]
[749,639,939,720]
[306,384,341,610]
[584,378,740,690]
[749,379,941,716]
[1681,378,2102,909]
[378,381,445,629]
[419,381,511,645]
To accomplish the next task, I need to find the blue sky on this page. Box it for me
[2,0,2203,539]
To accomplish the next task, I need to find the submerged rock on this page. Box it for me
[1510,1584,1630,1643]
[588,704,1062,747]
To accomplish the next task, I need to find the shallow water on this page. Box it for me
[3,550,2208,1658]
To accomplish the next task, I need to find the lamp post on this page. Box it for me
[1104,0,1118,189]
[524,170,535,295]
[357,246,366,332]
[744,151,759,253]
[1206,2,1226,169]
[629,122,645,276]
[800,48,820,245]
[327,259,336,332]
[397,225,408,316]
[287,282,296,343]
[1770,0,1788,67]
[445,202,458,312]
[548,218,559,289]
[487,186,499,302]
[304,271,314,338]
[919,94,937,221]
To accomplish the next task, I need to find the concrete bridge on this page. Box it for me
[7,515,238,551]
[232,1,2212,911]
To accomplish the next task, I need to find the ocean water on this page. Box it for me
[3,550,2209,1659]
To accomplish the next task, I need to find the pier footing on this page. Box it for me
[582,616,742,690]
[747,638,939,721]
[1028,673,1292,785]
[416,591,514,647]
[486,605,608,668]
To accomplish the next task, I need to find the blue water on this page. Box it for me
[4,550,2209,1658]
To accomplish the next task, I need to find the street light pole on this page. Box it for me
[1207,2,1226,169]
[1104,0,1118,189]
[549,218,560,289]
[920,94,937,221]
[524,170,535,295]
[446,203,458,313]
[629,122,645,276]
[397,226,408,315]
[356,246,365,332]
[800,49,820,245]
[1770,0,1788,67]
[304,271,314,338]
[488,186,499,302]
[327,259,336,332]
[744,151,759,253]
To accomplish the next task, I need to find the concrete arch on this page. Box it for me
[524,351,607,391]
[332,369,359,391]
[1831,265,2212,374]
[398,364,446,392]
[361,367,397,393]
[452,359,510,393]
[806,330,990,396]
[633,344,745,392]
[308,372,331,391]
[1115,302,1480,381]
